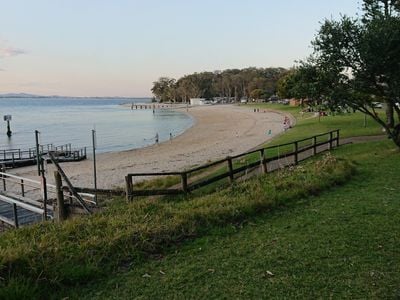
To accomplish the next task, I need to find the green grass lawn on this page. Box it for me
[50,141,399,299]
[250,103,385,146]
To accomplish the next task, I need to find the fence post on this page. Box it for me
[125,175,133,202]
[336,130,340,147]
[294,141,299,165]
[260,149,267,173]
[13,203,19,228]
[227,157,234,184]
[313,136,317,155]
[329,131,333,149]
[54,171,67,221]
[20,179,25,197]
[181,172,188,193]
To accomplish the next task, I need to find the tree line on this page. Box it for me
[151,67,288,103]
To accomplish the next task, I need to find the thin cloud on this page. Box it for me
[0,39,27,58]
[0,46,26,58]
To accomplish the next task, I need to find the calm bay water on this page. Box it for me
[0,97,193,153]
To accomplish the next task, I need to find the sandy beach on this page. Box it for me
[11,105,291,189]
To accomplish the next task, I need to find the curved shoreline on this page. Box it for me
[12,105,288,189]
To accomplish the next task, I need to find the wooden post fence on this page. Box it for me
[181,172,188,193]
[313,136,317,155]
[125,175,133,202]
[124,130,341,199]
[227,157,234,184]
[260,149,267,174]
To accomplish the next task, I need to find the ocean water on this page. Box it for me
[0,97,193,153]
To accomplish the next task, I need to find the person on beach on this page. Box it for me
[170,132,173,140]
[155,133,159,144]
[283,116,290,131]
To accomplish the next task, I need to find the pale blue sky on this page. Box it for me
[0,0,361,97]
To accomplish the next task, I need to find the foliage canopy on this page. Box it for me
[280,0,400,146]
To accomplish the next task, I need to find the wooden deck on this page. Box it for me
[0,144,87,169]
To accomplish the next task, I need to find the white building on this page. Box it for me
[190,98,207,106]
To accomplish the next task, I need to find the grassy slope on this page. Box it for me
[252,103,384,145]
[68,140,400,299]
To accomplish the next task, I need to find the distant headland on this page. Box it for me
[0,93,149,99]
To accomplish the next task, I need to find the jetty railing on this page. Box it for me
[0,169,94,228]
[125,130,340,200]
[0,144,87,168]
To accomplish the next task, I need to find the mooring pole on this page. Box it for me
[92,129,98,205]
[3,115,12,137]
[6,120,11,137]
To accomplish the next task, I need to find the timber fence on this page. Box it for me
[125,129,340,200]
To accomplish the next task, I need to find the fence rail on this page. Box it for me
[125,130,340,200]
[0,168,94,228]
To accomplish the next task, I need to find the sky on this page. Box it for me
[0,0,361,97]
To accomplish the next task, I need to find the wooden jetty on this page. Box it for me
[0,143,87,168]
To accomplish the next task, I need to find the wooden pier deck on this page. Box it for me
[0,143,87,169]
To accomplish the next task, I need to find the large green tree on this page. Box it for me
[151,77,176,102]
[300,0,400,146]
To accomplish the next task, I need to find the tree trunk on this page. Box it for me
[234,86,238,101]
[386,102,395,128]
[393,124,400,148]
